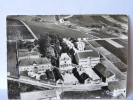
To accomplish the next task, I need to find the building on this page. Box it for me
[19,58,52,74]
[56,73,78,86]
[75,42,85,51]
[17,40,41,61]
[59,53,72,70]
[63,39,74,49]
[18,50,40,61]
[84,68,101,81]
[75,50,100,68]
[20,90,58,100]
[108,80,126,97]
[93,64,116,83]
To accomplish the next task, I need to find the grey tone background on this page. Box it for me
[0,0,133,100]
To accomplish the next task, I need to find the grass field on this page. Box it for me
[23,21,95,38]
[7,41,18,77]
[61,90,112,99]
[7,19,34,40]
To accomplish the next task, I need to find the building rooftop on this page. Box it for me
[62,73,78,83]
[60,53,71,60]
[108,80,126,90]
[85,68,100,80]
[18,51,39,57]
[77,50,99,59]
[94,64,114,78]
[19,57,50,66]
[20,90,56,100]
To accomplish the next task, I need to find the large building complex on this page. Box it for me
[75,50,100,68]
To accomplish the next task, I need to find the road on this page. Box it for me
[20,20,38,40]
[8,76,107,92]
[7,77,56,89]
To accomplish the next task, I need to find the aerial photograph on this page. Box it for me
[7,15,128,100]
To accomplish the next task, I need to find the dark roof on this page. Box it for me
[19,58,50,66]
[77,51,99,59]
[53,68,63,81]
[94,64,114,78]
[46,69,55,80]
[108,80,126,89]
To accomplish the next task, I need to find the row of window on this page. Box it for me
[60,64,71,67]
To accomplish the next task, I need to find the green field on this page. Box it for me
[24,21,94,38]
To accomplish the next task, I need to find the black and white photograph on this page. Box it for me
[7,15,128,99]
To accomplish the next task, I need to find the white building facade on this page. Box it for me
[75,42,85,51]
[75,51,100,68]
[59,53,72,69]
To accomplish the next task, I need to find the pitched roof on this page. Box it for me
[46,69,55,80]
[19,57,50,66]
[60,53,71,60]
[77,50,99,59]
[94,64,114,78]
